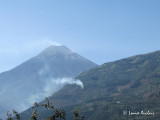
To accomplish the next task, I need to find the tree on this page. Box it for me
[3,98,84,120]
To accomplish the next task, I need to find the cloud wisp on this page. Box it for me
[0,39,62,73]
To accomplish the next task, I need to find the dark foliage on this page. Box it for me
[3,98,84,120]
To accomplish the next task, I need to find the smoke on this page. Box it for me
[0,39,62,55]
[0,76,84,119]
[0,88,6,96]
[21,39,62,52]
[0,39,62,73]
[27,77,84,105]
[38,64,50,76]
[48,41,62,46]
[55,77,84,89]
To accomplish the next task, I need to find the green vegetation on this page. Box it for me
[3,98,84,120]
[4,51,160,120]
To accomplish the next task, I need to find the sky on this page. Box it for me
[0,0,160,73]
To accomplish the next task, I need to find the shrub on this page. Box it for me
[4,98,84,120]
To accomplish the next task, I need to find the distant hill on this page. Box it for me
[20,50,160,120]
[0,45,97,119]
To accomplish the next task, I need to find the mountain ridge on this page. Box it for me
[38,45,74,56]
[0,45,97,119]
[19,49,160,120]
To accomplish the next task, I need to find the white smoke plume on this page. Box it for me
[0,76,84,120]
[55,77,84,89]
[27,77,84,105]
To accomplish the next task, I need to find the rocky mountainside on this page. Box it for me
[0,45,97,119]
[20,50,160,120]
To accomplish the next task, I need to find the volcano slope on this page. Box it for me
[20,50,160,120]
[0,45,97,119]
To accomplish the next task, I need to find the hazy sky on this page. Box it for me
[0,0,160,73]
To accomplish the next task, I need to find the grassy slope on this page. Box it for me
[20,51,160,120]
